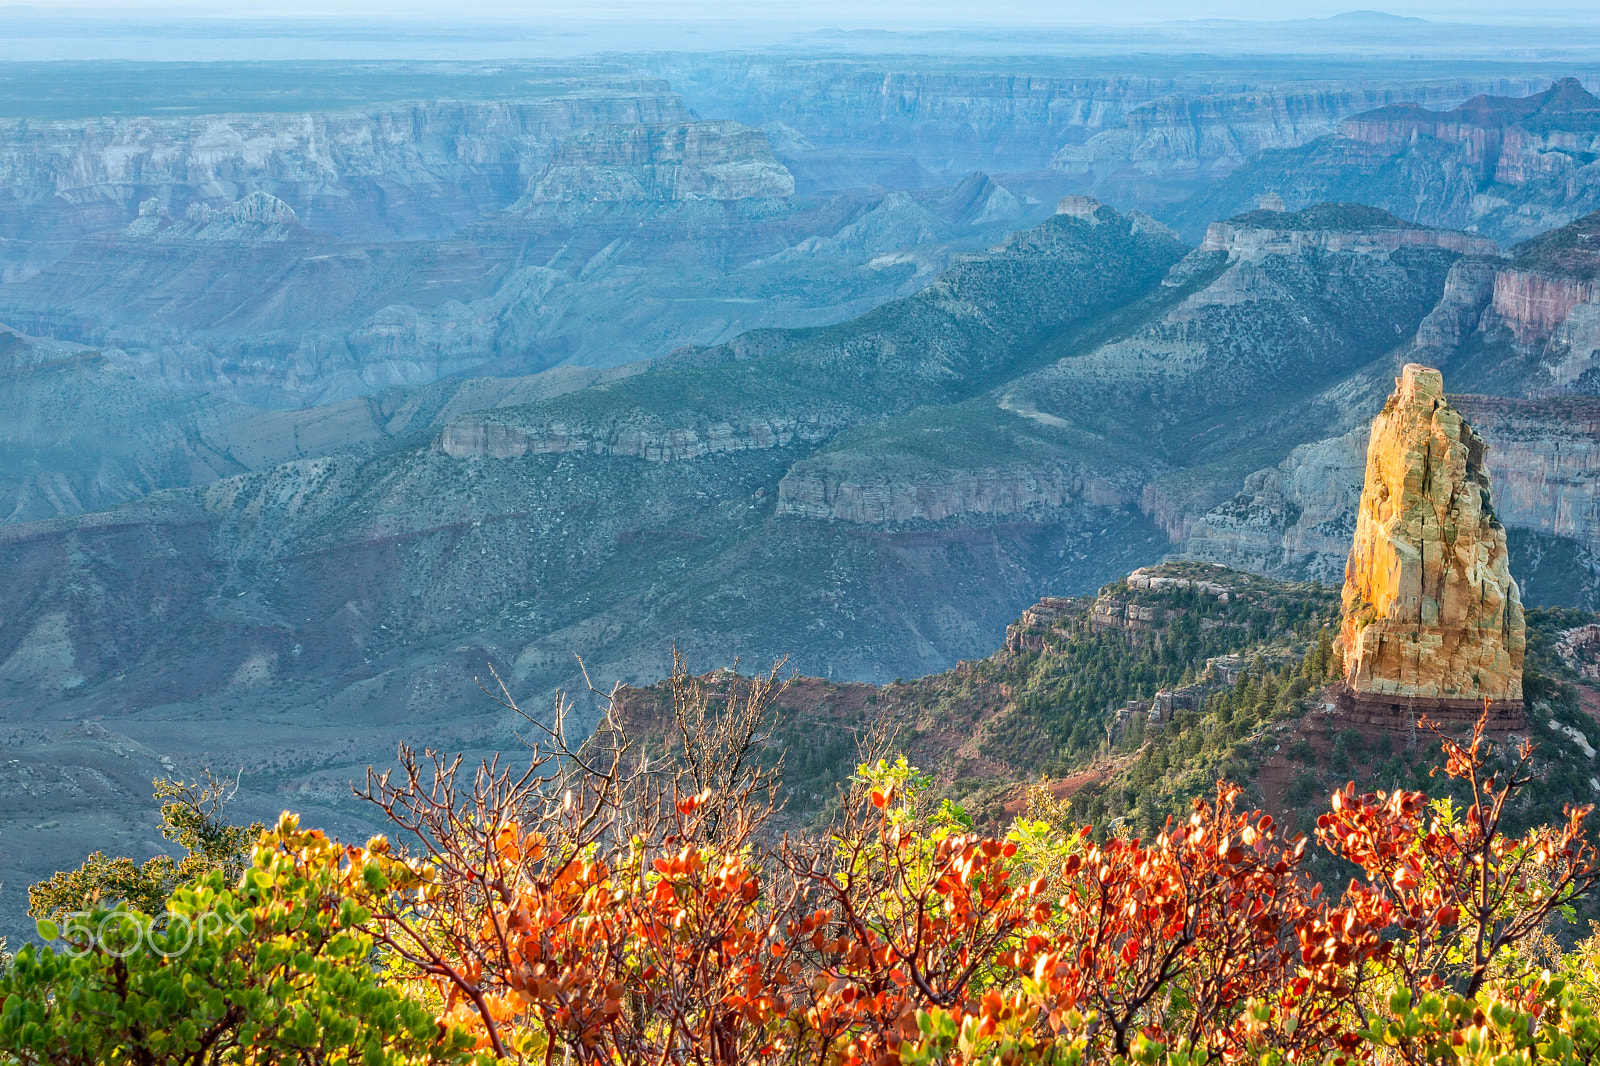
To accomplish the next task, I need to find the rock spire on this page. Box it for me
[1338,364,1525,701]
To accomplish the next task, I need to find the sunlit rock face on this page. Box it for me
[1338,364,1525,700]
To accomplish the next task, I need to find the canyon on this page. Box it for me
[6,54,1600,940]
[1172,77,1600,244]
[0,62,1571,418]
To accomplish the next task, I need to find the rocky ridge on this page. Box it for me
[1198,206,1498,259]
[1169,78,1600,245]
[124,191,302,242]
[0,89,690,242]
[770,203,1473,543]
[1053,80,1554,212]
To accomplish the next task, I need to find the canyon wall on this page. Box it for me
[1485,269,1599,347]
[774,462,1128,524]
[523,121,794,203]
[1414,256,1500,355]
[1055,81,1540,209]
[1179,427,1370,583]
[1168,78,1600,245]
[0,89,690,241]
[1452,396,1600,551]
[1459,209,1600,393]
[652,56,1537,203]
[1199,213,1497,258]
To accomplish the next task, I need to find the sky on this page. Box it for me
[2,0,1598,62]
[3,0,1598,24]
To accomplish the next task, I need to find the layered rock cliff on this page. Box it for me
[1414,256,1501,356]
[124,191,302,242]
[1451,396,1600,552]
[1169,78,1600,245]
[522,121,794,204]
[650,55,1537,206]
[1337,365,1524,701]
[1199,205,1497,259]
[439,409,840,461]
[774,441,1133,525]
[1469,210,1600,393]
[1180,426,1370,582]
[1054,82,1536,210]
[0,90,690,242]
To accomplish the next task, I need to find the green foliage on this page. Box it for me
[980,578,1338,777]
[772,714,862,809]
[1329,729,1364,774]
[1366,978,1600,1065]
[28,773,264,923]
[0,815,477,1066]
[1285,772,1319,808]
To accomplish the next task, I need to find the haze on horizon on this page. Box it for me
[3,0,1598,26]
[4,0,1600,62]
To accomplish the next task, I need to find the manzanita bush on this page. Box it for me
[4,659,1600,1066]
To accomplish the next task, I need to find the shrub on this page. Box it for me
[1286,769,1320,807]
[0,817,476,1066]
[6,692,1600,1066]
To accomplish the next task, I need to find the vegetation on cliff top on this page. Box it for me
[614,563,1600,852]
[1223,203,1433,233]
[1509,207,1600,281]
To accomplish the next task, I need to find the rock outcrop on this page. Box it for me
[774,463,1127,524]
[125,191,302,242]
[1337,364,1525,703]
[1181,393,1600,607]
[523,121,794,203]
[1199,206,1497,260]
